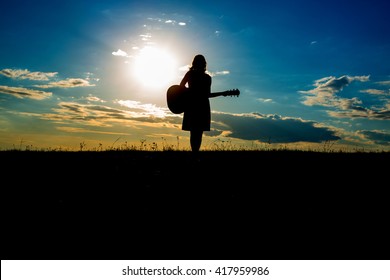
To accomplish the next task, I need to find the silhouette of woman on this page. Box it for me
[180,54,212,153]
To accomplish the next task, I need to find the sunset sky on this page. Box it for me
[1,0,389,151]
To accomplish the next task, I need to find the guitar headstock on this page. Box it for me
[223,89,240,97]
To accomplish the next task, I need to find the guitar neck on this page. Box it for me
[209,91,226,98]
[209,89,240,98]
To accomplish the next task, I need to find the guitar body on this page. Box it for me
[166,85,240,114]
[166,85,190,114]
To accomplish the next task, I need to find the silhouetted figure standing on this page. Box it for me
[180,54,213,154]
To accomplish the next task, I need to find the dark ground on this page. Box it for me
[2,150,389,260]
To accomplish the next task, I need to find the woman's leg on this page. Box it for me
[190,130,203,153]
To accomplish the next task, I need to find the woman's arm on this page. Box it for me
[180,72,189,87]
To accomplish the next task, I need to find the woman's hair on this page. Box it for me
[190,54,207,72]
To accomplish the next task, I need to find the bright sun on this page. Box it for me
[133,46,177,89]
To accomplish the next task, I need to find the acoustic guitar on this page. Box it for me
[166,85,240,114]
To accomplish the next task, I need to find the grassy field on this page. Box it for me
[2,150,389,259]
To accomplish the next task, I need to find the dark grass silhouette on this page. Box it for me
[2,150,389,260]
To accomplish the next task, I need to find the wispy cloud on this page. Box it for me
[299,75,390,120]
[35,101,172,128]
[117,100,166,117]
[34,78,95,88]
[357,130,390,145]
[165,19,186,26]
[360,89,390,96]
[0,85,52,100]
[112,49,129,57]
[147,16,188,26]
[140,33,152,41]
[0,69,58,81]
[257,98,273,103]
[327,108,390,120]
[57,126,128,135]
[85,95,106,102]
[300,75,370,108]
[209,70,230,77]
[376,80,390,86]
[179,65,190,71]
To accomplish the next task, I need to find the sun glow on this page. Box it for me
[133,46,177,89]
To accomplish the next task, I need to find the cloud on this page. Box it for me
[360,89,390,96]
[208,70,230,77]
[376,80,390,86]
[328,108,390,120]
[0,68,97,91]
[0,85,52,100]
[17,96,340,144]
[300,75,370,107]
[358,130,390,145]
[85,95,106,102]
[112,49,129,57]
[147,16,188,26]
[385,101,390,110]
[211,112,340,143]
[36,101,173,128]
[57,126,128,135]
[0,69,58,81]
[34,78,95,88]
[179,65,190,71]
[257,98,273,103]
[6,87,344,145]
[117,100,166,117]
[140,34,152,41]
[299,75,390,120]
[165,19,186,26]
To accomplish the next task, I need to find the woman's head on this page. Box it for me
[190,54,207,72]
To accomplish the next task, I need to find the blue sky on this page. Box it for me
[1,0,389,151]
